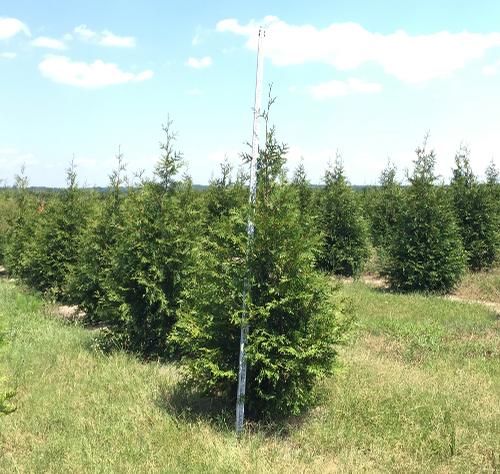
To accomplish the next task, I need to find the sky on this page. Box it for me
[1,0,500,187]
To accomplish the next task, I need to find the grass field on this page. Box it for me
[0,277,498,473]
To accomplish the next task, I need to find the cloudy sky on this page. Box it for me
[1,0,499,186]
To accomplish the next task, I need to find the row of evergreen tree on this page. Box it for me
[0,118,498,419]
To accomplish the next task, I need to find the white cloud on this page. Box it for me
[186,88,202,96]
[31,36,67,50]
[0,17,30,40]
[0,148,38,170]
[186,56,212,69]
[286,145,333,182]
[74,24,97,41]
[0,52,16,59]
[482,59,500,76]
[100,30,136,47]
[216,16,500,83]
[74,25,136,47]
[309,78,382,100]
[38,55,153,88]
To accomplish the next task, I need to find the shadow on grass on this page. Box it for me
[155,380,319,438]
[155,382,235,433]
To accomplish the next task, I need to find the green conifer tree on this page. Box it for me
[450,145,499,270]
[22,160,90,299]
[4,167,38,277]
[173,117,352,419]
[102,122,200,357]
[291,158,314,218]
[67,148,128,322]
[385,137,466,292]
[317,154,370,277]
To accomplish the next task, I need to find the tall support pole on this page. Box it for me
[236,27,265,435]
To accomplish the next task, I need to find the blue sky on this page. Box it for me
[1,0,500,186]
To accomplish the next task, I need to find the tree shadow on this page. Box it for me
[155,382,235,433]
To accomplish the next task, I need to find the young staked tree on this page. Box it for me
[385,137,466,292]
[103,121,200,358]
[172,107,352,420]
[450,145,499,270]
[317,154,370,277]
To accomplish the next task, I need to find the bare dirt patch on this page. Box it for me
[362,274,389,289]
[49,304,86,323]
[337,274,389,289]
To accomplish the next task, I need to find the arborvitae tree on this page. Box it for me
[385,138,466,292]
[205,159,246,222]
[450,145,499,270]
[291,158,313,217]
[0,190,17,264]
[101,123,200,358]
[172,117,352,420]
[20,161,90,299]
[369,161,403,250]
[4,167,39,278]
[485,160,500,228]
[485,159,499,187]
[317,154,370,277]
[67,149,128,322]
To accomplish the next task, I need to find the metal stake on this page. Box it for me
[235,27,265,435]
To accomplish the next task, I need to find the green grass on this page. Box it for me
[453,265,500,304]
[1,278,499,473]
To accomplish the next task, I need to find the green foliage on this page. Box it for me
[20,162,90,300]
[317,154,370,276]
[173,121,352,419]
[205,159,246,222]
[155,118,185,190]
[66,150,128,323]
[385,138,466,293]
[450,145,499,270]
[291,159,314,217]
[485,159,499,187]
[0,190,17,264]
[3,168,40,279]
[107,181,197,357]
[368,161,404,252]
[94,125,201,358]
[485,159,500,244]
